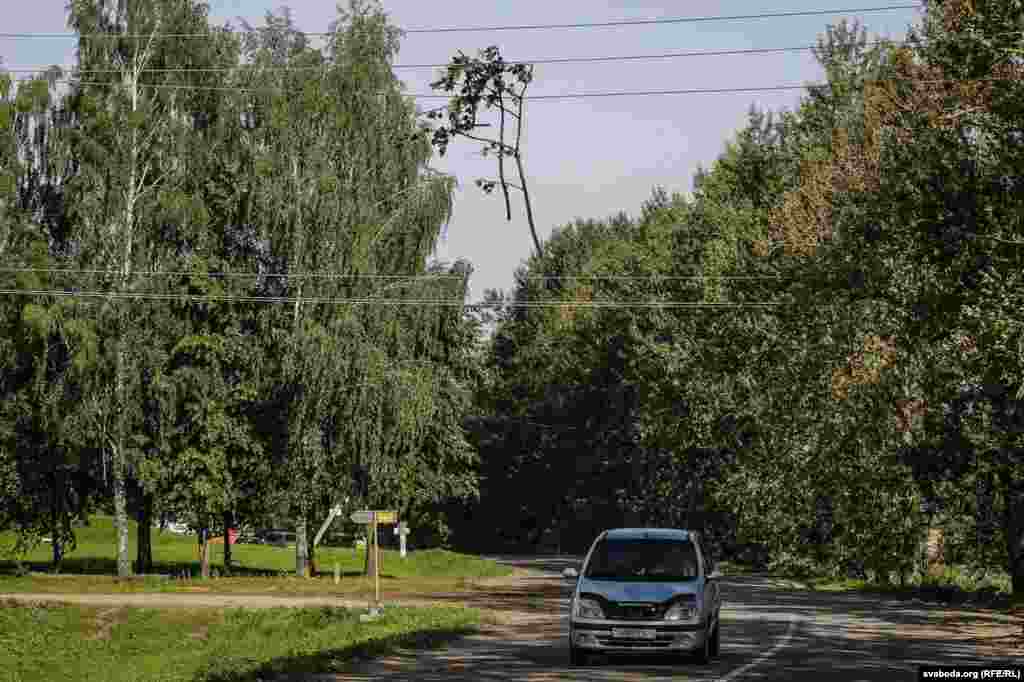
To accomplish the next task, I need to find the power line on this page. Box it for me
[17,80,842,98]
[0,267,786,281]
[0,41,896,74]
[0,5,920,40]
[0,288,790,308]
[521,275,785,281]
[31,74,1021,99]
[0,267,465,280]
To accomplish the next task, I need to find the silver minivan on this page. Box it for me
[564,528,722,665]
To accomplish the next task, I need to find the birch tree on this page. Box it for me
[64,0,234,576]
[231,1,458,576]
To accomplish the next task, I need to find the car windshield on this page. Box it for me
[584,538,699,581]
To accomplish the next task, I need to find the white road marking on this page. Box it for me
[719,613,799,682]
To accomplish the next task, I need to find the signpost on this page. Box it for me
[350,510,397,619]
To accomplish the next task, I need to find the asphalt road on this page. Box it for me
[328,555,1022,682]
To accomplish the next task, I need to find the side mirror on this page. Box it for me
[562,567,579,579]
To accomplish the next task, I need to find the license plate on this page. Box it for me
[611,628,656,640]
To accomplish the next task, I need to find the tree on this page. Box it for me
[762,2,1024,589]
[229,1,461,576]
[0,68,104,570]
[428,47,542,257]
[63,0,237,577]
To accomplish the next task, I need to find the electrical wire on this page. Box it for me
[0,5,920,40]
[25,79,815,97]
[0,288,791,308]
[0,267,786,281]
[24,74,1021,99]
[0,267,465,280]
[0,41,897,74]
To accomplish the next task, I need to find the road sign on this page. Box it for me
[350,510,374,524]
[349,510,396,524]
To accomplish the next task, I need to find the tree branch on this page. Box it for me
[459,131,514,152]
[513,71,542,258]
[498,96,512,221]
[496,103,520,120]
[479,177,524,192]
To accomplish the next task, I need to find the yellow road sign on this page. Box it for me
[374,511,397,524]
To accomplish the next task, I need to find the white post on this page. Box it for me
[373,516,380,610]
[397,522,408,558]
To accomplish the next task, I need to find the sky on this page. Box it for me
[1,1,923,301]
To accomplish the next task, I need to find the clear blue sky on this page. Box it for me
[2,1,922,300]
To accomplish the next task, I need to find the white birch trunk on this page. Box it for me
[111,28,157,578]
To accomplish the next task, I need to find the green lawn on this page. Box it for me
[0,516,511,595]
[0,600,481,682]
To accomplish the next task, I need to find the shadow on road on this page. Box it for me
[328,572,1021,681]
[192,623,478,682]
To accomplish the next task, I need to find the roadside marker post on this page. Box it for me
[394,522,409,558]
[373,516,379,610]
[351,510,397,620]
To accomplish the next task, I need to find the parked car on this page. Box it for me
[564,527,722,666]
[234,529,259,545]
[255,529,296,547]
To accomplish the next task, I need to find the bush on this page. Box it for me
[768,552,820,578]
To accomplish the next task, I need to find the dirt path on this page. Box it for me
[0,566,554,611]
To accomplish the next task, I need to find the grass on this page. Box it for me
[0,516,512,596]
[719,558,1017,610]
[0,599,482,682]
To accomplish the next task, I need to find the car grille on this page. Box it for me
[606,603,663,621]
[595,633,676,648]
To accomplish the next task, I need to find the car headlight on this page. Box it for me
[664,599,700,623]
[574,598,604,619]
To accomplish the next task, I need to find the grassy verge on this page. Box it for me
[0,573,495,597]
[0,516,511,595]
[0,600,482,682]
[720,559,1017,610]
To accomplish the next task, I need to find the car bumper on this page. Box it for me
[570,620,707,654]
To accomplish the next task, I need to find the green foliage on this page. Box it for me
[457,5,1022,596]
[0,0,481,579]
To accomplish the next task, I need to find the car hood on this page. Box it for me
[577,577,703,603]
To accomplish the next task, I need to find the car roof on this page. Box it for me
[602,528,693,541]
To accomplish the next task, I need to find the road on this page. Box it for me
[327,556,1022,682]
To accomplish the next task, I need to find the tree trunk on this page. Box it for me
[514,153,542,258]
[199,526,210,579]
[295,515,309,578]
[111,300,132,578]
[222,509,233,575]
[112,48,144,581]
[308,525,316,576]
[112,431,131,577]
[1005,474,1024,598]
[51,472,63,572]
[136,492,153,574]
